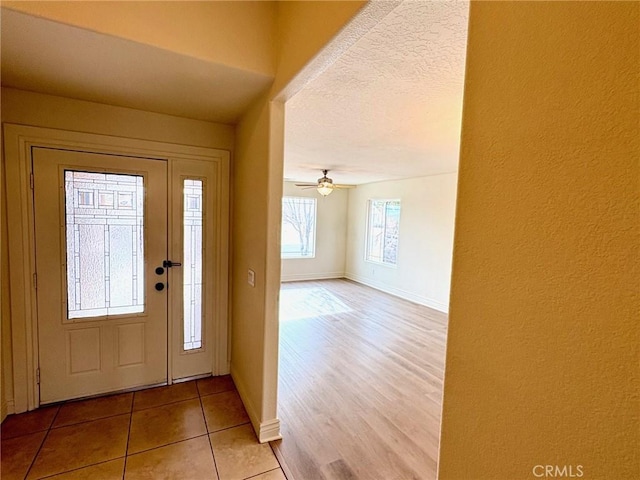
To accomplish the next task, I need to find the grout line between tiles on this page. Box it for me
[198,389,222,480]
[126,432,211,457]
[122,393,135,479]
[0,426,50,441]
[208,420,252,435]
[132,394,200,413]
[23,405,61,480]
[196,378,205,397]
[50,410,133,430]
[199,388,235,398]
[36,456,126,480]
[244,466,284,480]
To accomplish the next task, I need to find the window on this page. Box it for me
[281,197,317,258]
[64,170,144,319]
[366,199,401,265]
[183,179,203,350]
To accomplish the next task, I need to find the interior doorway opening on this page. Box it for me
[273,0,469,477]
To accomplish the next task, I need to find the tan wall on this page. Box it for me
[281,181,348,282]
[439,2,639,479]
[230,92,271,428]
[2,1,276,76]
[1,88,234,150]
[0,88,234,417]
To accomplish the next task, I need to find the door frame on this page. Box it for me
[4,123,230,413]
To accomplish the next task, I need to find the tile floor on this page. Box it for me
[1,376,287,480]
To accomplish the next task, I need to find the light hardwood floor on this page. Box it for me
[272,279,448,480]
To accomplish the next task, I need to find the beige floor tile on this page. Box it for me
[197,375,235,396]
[128,398,206,454]
[133,381,198,411]
[44,458,125,479]
[1,406,59,440]
[0,430,46,480]
[27,414,129,479]
[125,436,217,480]
[249,469,287,480]
[210,424,279,480]
[201,390,250,433]
[53,392,133,427]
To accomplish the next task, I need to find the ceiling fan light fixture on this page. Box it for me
[294,169,351,196]
[317,181,334,196]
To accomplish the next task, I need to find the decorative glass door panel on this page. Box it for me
[183,179,203,350]
[64,171,145,319]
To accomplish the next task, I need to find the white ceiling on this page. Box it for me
[0,8,272,124]
[284,0,469,185]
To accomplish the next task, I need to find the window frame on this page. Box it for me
[364,198,401,267]
[281,196,318,259]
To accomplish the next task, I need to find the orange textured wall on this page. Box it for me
[439,2,639,479]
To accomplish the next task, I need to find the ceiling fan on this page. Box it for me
[295,170,355,197]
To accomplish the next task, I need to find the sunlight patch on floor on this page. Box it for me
[279,287,352,322]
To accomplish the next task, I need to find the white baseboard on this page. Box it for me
[345,272,449,313]
[281,272,345,282]
[230,365,282,443]
[258,418,282,443]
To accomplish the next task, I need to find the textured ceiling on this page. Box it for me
[0,8,272,123]
[284,0,470,185]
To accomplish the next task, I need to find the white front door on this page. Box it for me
[33,148,169,404]
[4,124,230,412]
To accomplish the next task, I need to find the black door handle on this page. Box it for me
[155,282,165,291]
[163,260,182,268]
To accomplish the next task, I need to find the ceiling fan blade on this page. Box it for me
[294,171,355,191]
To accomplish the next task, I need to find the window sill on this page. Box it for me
[364,259,397,269]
